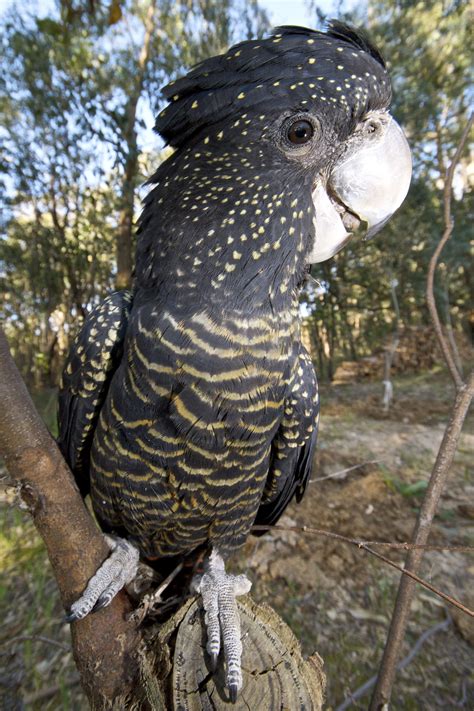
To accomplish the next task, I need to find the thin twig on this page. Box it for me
[23,675,81,704]
[426,113,473,390]
[336,618,451,710]
[252,523,474,616]
[369,113,474,710]
[309,459,383,483]
[130,561,184,624]
[5,634,70,652]
[252,523,474,553]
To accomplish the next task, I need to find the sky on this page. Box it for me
[261,0,315,26]
[260,0,359,27]
[0,0,359,25]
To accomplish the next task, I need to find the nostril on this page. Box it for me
[342,211,361,232]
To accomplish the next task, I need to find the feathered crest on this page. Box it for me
[155,21,390,148]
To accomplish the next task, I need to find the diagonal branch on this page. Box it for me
[0,329,141,706]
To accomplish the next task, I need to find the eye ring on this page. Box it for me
[287,119,314,145]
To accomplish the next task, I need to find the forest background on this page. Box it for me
[0,0,472,709]
[1,0,471,390]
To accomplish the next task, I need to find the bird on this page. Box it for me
[58,21,411,701]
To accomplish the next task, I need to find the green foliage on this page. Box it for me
[1,1,471,387]
[1,0,269,388]
[306,0,471,380]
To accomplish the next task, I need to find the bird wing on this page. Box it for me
[254,346,319,528]
[57,291,132,496]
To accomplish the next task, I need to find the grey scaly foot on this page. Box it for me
[192,549,251,702]
[65,535,139,622]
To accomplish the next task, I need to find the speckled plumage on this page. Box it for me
[58,23,392,563]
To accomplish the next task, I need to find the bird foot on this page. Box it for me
[65,535,139,622]
[191,549,251,702]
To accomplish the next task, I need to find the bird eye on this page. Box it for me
[287,119,314,145]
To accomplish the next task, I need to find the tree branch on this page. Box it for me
[369,113,474,710]
[0,329,141,707]
[252,524,474,616]
[426,113,473,390]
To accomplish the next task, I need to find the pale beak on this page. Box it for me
[308,116,412,263]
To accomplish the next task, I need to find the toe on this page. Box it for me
[64,536,139,623]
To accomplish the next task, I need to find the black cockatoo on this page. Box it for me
[58,22,411,700]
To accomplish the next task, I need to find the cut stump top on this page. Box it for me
[150,595,325,711]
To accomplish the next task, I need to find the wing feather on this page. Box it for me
[254,347,319,528]
[57,291,132,495]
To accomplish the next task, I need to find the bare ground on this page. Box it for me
[1,371,473,709]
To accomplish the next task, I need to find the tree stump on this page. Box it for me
[144,595,325,710]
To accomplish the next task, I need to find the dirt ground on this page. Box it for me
[1,370,473,709]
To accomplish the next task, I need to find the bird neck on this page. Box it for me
[135,143,315,316]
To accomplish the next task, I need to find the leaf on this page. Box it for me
[108,0,123,26]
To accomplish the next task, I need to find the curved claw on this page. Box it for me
[64,610,80,624]
[228,682,238,704]
[91,591,114,614]
[209,652,218,673]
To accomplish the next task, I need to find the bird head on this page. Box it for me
[140,22,411,306]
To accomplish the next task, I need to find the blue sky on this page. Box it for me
[0,0,360,25]
[262,0,315,26]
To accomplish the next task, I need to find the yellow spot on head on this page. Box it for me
[191,100,198,109]
[237,92,245,99]
[308,58,316,64]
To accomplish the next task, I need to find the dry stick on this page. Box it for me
[252,523,474,553]
[309,459,383,483]
[23,676,81,705]
[0,330,140,706]
[335,618,451,711]
[252,524,473,616]
[6,635,70,652]
[369,113,474,711]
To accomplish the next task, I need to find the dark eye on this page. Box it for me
[287,119,314,145]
